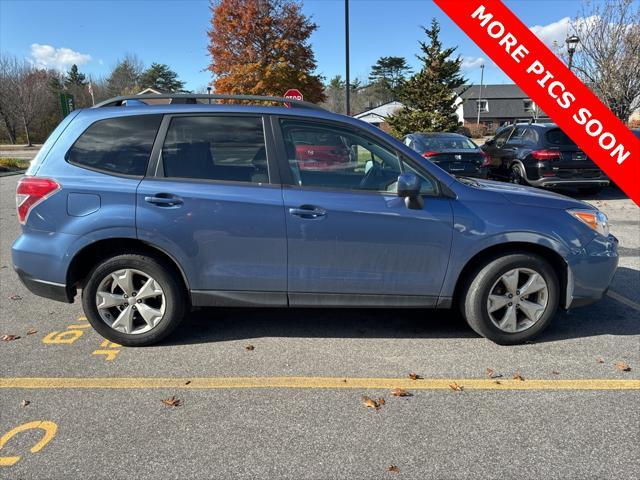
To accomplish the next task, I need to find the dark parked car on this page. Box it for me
[481,123,610,194]
[403,132,490,178]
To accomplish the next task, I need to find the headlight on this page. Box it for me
[568,209,609,236]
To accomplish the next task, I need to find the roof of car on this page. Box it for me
[410,132,468,138]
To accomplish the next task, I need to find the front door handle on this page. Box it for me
[289,205,327,219]
[144,193,183,207]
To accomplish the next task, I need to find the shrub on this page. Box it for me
[464,123,488,138]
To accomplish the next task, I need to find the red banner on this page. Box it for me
[434,0,640,205]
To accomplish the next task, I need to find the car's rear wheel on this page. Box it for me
[508,164,526,185]
[82,253,186,346]
[462,253,559,344]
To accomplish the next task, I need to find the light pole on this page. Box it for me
[345,0,350,115]
[476,64,484,125]
[566,35,580,71]
[207,85,212,104]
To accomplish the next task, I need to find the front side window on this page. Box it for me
[280,120,437,195]
[494,128,513,148]
[162,116,267,183]
[281,120,401,192]
[66,115,162,176]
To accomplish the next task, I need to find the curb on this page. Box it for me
[0,169,26,178]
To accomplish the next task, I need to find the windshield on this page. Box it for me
[415,135,478,151]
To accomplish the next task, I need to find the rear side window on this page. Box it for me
[161,116,267,183]
[545,128,577,146]
[66,115,162,176]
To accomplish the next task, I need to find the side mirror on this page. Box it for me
[397,172,424,210]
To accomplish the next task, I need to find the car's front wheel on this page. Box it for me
[462,253,559,344]
[82,253,186,346]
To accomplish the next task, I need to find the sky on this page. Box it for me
[0,0,604,92]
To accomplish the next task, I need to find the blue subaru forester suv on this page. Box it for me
[12,94,618,346]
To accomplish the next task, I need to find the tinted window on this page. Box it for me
[415,135,478,151]
[523,128,538,144]
[507,126,527,143]
[281,120,436,194]
[67,115,161,176]
[545,128,577,146]
[162,116,267,183]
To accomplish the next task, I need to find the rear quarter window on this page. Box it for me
[66,115,162,176]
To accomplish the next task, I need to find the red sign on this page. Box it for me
[434,0,640,205]
[283,89,303,108]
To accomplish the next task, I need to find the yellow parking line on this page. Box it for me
[0,377,638,390]
[607,290,640,311]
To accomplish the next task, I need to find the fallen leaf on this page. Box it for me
[26,329,38,335]
[161,396,182,407]
[596,357,605,364]
[391,388,412,397]
[184,380,191,385]
[494,380,502,385]
[9,294,22,300]
[387,465,400,473]
[485,368,502,379]
[1,334,20,341]
[449,382,463,391]
[408,373,422,380]
[513,371,525,381]
[378,397,385,406]
[362,395,382,411]
[615,362,631,372]
[342,379,347,383]
[245,344,255,351]
[20,400,30,407]
[551,370,560,375]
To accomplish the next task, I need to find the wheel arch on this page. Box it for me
[66,238,190,298]
[452,241,568,311]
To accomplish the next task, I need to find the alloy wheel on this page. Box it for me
[486,268,549,333]
[95,268,166,335]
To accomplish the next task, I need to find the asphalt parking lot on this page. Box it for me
[1,174,638,479]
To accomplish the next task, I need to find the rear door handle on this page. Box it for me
[144,194,183,207]
[289,205,327,219]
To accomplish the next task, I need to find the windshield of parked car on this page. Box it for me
[415,135,478,151]
[545,128,577,146]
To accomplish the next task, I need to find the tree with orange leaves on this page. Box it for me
[207,0,325,103]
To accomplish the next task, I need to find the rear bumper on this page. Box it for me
[15,268,74,303]
[565,234,618,309]
[523,164,609,188]
[531,178,610,189]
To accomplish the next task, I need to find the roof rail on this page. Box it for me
[93,93,325,111]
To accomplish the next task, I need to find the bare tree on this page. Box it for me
[0,53,58,145]
[0,54,22,144]
[571,0,640,121]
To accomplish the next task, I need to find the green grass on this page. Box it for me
[0,158,30,171]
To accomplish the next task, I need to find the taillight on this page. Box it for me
[531,149,562,161]
[422,151,439,158]
[16,177,60,225]
[480,151,491,167]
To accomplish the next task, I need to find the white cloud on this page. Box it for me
[461,56,486,71]
[530,16,599,51]
[29,44,91,70]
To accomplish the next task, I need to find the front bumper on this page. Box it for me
[565,234,618,309]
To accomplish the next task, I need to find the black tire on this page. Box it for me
[82,253,186,346]
[578,186,603,195]
[462,253,559,345]
[508,164,526,185]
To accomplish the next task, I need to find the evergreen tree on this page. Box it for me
[368,56,411,98]
[106,55,143,96]
[65,64,87,87]
[388,19,467,136]
[139,63,185,92]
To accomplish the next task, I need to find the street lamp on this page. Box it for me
[566,35,580,71]
[207,85,212,104]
